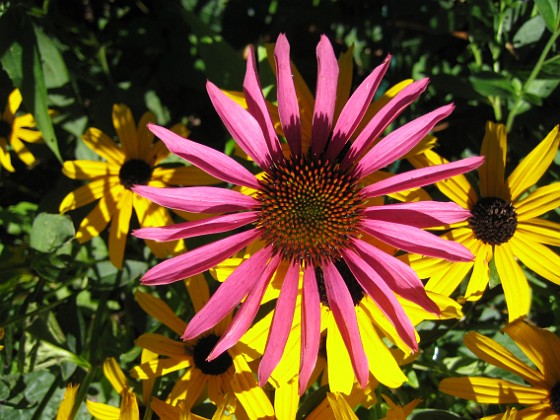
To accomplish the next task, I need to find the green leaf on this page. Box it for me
[535,0,560,32]
[488,255,501,288]
[469,72,515,98]
[29,213,75,253]
[513,15,546,48]
[34,25,70,89]
[0,10,62,162]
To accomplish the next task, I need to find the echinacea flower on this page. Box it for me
[86,357,140,419]
[59,104,219,269]
[0,89,45,172]
[439,320,560,419]
[133,34,483,392]
[408,122,560,321]
[130,276,274,419]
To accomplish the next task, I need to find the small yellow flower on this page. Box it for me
[0,89,45,172]
[86,357,140,420]
[381,394,421,420]
[440,320,560,419]
[59,103,219,268]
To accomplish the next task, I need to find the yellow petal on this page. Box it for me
[62,160,117,180]
[140,348,158,406]
[135,333,188,358]
[12,125,43,144]
[59,178,116,212]
[511,234,560,285]
[153,166,221,186]
[136,111,156,162]
[134,291,187,335]
[86,400,120,420]
[516,218,560,247]
[0,137,15,172]
[56,383,79,420]
[130,358,191,380]
[507,125,560,201]
[464,331,545,386]
[113,104,139,159]
[334,46,354,118]
[494,243,531,322]
[326,312,354,394]
[103,357,128,394]
[185,273,211,313]
[75,192,118,243]
[108,189,132,269]
[439,377,548,404]
[118,388,139,420]
[273,377,299,420]
[515,183,560,221]
[399,291,463,324]
[5,89,22,121]
[83,127,126,165]
[382,394,422,420]
[479,121,507,198]
[327,392,359,420]
[166,367,206,406]
[10,135,36,166]
[463,241,492,302]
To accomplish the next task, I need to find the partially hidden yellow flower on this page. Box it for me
[56,383,80,420]
[408,122,560,321]
[86,357,140,420]
[130,275,274,419]
[59,103,219,269]
[381,394,421,420]
[440,320,560,419]
[0,89,45,172]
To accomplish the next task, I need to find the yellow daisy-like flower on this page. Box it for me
[56,383,80,420]
[0,88,45,172]
[439,320,560,419]
[408,122,560,321]
[130,275,274,419]
[86,357,140,420]
[59,103,218,269]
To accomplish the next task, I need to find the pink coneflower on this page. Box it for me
[133,34,484,392]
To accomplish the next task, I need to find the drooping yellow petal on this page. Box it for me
[108,188,133,269]
[515,183,560,221]
[62,160,117,180]
[136,333,189,358]
[118,388,139,420]
[463,331,545,387]
[463,241,492,302]
[112,104,139,159]
[326,311,354,395]
[153,165,221,186]
[0,136,15,172]
[382,394,421,420]
[86,400,120,420]
[56,383,79,420]
[479,121,507,198]
[504,320,560,389]
[140,348,158,406]
[59,178,116,212]
[398,291,463,325]
[166,367,206,407]
[136,111,157,162]
[134,291,187,335]
[327,392,359,420]
[103,357,128,394]
[516,218,560,247]
[494,243,531,322]
[12,124,44,143]
[10,135,36,166]
[150,398,208,420]
[507,125,560,201]
[130,357,191,380]
[75,191,118,243]
[439,377,548,405]
[273,376,299,420]
[83,127,126,165]
[5,89,22,121]
[511,234,560,285]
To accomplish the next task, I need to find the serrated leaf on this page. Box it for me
[535,0,560,32]
[29,213,75,253]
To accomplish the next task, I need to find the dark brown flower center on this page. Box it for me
[191,334,233,376]
[315,260,364,307]
[119,159,153,189]
[0,120,11,139]
[468,196,517,245]
[551,381,560,414]
[256,154,365,263]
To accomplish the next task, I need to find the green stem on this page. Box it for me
[506,28,560,131]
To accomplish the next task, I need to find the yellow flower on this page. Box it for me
[408,122,560,321]
[59,103,218,268]
[56,383,79,420]
[439,320,560,419]
[130,275,274,419]
[86,357,140,420]
[0,89,45,172]
[381,394,421,420]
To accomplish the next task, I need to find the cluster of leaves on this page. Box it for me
[0,0,559,418]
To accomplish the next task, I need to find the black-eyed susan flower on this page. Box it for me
[59,103,219,269]
[86,357,140,419]
[132,33,483,392]
[130,275,274,419]
[0,88,45,172]
[408,122,560,321]
[440,320,560,419]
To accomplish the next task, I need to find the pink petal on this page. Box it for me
[341,248,418,351]
[326,55,392,160]
[132,185,258,213]
[141,229,261,286]
[274,34,302,155]
[182,246,274,341]
[133,211,259,242]
[258,261,300,386]
[362,156,485,198]
[149,123,260,189]
[322,260,369,389]
[243,46,284,162]
[311,35,339,155]
[351,238,439,315]
[208,254,281,359]
[207,81,272,169]
[355,104,455,179]
[299,265,321,394]
[360,219,474,262]
[344,78,430,164]
[363,201,471,228]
